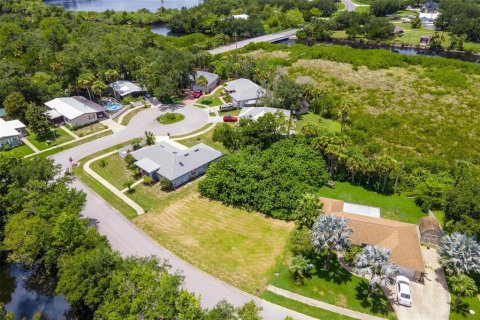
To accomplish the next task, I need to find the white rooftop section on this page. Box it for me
[233,14,249,20]
[109,80,145,97]
[343,202,381,218]
[239,107,291,121]
[45,97,98,120]
[0,118,25,138]
[224,78,265,102]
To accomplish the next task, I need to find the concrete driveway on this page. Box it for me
[385,247,450,320]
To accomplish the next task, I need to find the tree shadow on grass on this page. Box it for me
[311,254,352,285]
[450,299,470,317]
[355,281,393,316]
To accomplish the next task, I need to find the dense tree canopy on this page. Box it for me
[199,138,329,220]
[436,0,480,41]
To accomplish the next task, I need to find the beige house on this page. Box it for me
[321,197,425,280]
[45,96,105,128]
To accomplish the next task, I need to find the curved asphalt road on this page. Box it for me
[51,106,317,320]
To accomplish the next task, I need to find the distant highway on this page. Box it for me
[208,29,299,55]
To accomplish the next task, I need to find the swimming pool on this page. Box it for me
[105,101,122,112]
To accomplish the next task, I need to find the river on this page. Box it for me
[44,0,203,12]
[0,262,70,320]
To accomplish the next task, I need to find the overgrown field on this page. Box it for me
[241,43,480,170]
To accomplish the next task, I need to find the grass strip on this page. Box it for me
[262,291,356,320]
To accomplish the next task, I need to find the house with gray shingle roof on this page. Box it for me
[130,141,223,187]
[190,71,220,93]
[224,78,266,108]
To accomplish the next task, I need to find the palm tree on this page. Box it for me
[374,155,397,193]
[439,233,480,275]
[355,245,399,297]
[339,103,350,133]
[77,73,95,100]
[293,193,323,229]
[311,214,352,271]
[289,255,314,284]
[450,274,478,308]
[104,69,120,83]
[91,80,108,101]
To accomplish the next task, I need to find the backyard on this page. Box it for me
[319,181,425,224]
[133,188,294,293]
[266,252,396,319]
[73,122,108,137]
[296,112,341,134]
[26,127,74,150]
[177,125,230,154]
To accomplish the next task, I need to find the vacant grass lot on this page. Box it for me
[268,253,396,319]
[320,181,425,223]
[90,153,134,190]
[134,190,294,293]
[26,128,74,150]
[296,112,341,133]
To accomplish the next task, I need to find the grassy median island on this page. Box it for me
[157,112,185,124]
[133,188,294,293]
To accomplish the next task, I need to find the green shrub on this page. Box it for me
[159,177,174,191]
[344,244,362,267]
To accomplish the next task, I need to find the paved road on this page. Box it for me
[342,0,360,12]
[51,106,318,320]
[208,29,299,55]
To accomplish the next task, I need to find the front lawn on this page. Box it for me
[296,112,341,134]
[73,122,107,137]
[133,189,294,293]
[26,128,74,150]
[197,95,223,107]
[219,109,241,116]
[268,253,396,319]
[1,144,34,156]
[319,181,425,224]
[157,112,185,124]
[90,153,135,190]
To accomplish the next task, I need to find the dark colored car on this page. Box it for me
[223,115,238,122]
[193,90,203,98]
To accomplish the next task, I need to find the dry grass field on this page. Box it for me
[134,189,294,293]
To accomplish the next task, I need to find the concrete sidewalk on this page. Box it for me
[83,150,144,215]
[21,137,40,153]
[267,285,386,320]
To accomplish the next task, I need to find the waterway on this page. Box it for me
[0,262,70,320]
[275,38,480,63]
[44,0,203,12]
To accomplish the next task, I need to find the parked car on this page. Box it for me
[396,276,412,307]
[193,90,203,98]
[223,115,238,122]
[219,103,235,112]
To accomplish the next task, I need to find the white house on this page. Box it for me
[224,79,266,108]
[0,118,27,148]
[45,96,105,128]
[239,107,291,121]
[109,80,147,100]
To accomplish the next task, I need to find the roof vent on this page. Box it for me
[179,162,184,166]
[184,153,189,157]
[194,149,199,152]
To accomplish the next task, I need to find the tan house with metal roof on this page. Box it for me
[320,197,425,280]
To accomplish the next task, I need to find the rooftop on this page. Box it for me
[45,96,103,120]
[239,107,291,121]
[0,118,25,139]
[190,70,219,86]
[109,80,146,97]
[320,197,425,273]
[224,78,266,102]
[132,141,223,181]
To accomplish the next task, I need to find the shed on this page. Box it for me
[419,35,433,45]
[419,216,442,246]
[393,26,404,35]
